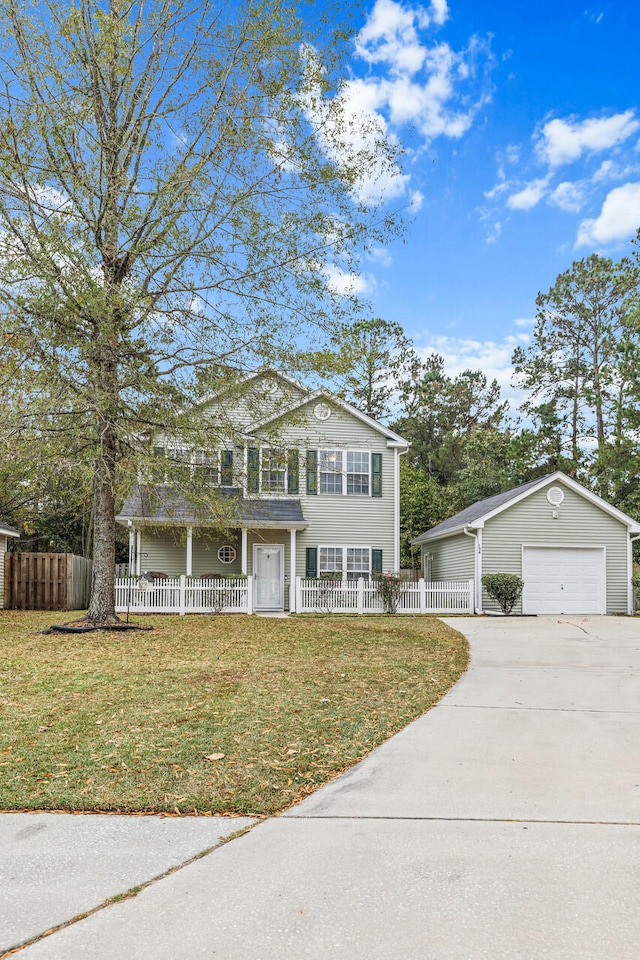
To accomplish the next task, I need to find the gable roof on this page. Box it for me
[0,521,20,538]
[250,388,409,447]
[412,471,640,544]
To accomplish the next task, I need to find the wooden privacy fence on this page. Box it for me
[4,553,93,611]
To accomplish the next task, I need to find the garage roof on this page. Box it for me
[412,471,640,544]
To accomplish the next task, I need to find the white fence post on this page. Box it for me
[295,577,301,615]
[419,578,427,614]
[468,578,475,614]
[357,578,364,615]
[247,576,253,614]
[179,575,186,616]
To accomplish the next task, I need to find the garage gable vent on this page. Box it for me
[546,486,565,506]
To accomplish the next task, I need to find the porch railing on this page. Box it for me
[115,577,252,615]
[295,578,475,614]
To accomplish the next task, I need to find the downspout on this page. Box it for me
[463,526,482,614]
[629,535,640,615]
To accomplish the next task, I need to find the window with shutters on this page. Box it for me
[261,448,287,493]
[315,450,375,496]
[319,546,371,580]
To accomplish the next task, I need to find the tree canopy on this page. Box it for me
[0,0,405,621]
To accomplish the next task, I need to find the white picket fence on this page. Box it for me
[114,576,474,615]
[295,578,474,614]
[115,577,252,614]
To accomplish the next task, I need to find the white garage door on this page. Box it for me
[522,546,605,615]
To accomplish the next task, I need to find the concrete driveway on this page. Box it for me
[10,615,640,960]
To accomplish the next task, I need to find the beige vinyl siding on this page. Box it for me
[192,532,242,577]
[254,402,397,575]
[481,484,630,614]
[139,530,187,576]
[424,533,475,583]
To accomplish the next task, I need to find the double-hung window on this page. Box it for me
[261,448,287,493]
[346,452,370,495]
[319,546,370,580]
[193,451,220,485]
[317,450,371,496]
[319,450,343,494]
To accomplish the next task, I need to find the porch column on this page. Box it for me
[289,528,297,612]
[128,523,135,576]
[186,526,193,576]
[241,528,248,575]
[135,530,142,575]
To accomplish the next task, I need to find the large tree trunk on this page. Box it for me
[87,417,118,623]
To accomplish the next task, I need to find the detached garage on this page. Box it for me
[412,472,640,615]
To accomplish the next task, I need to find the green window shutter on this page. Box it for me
[221,450,233,486]
[371,453,382,497]
[306,450,318,495]
[371,549,383,575]
[287,450,299,494]
[305,547,318,578]
[247,448,259,494]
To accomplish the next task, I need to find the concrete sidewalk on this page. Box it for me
[10,616,640,959]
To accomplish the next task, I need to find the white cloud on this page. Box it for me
[548,180,586,213]
[414,330,531,410]
[356,0,449,77]
[536,111,640,167]
[576,181,640,247]
[507,177,549,210]
[324,265,372,295]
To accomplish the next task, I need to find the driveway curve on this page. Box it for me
[16,616,640,960]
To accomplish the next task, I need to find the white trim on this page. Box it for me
[318,544,372,580]
[0,523,19,538]
[241,529,248,575]
[253,542,285,612]
[248,388,409,447]
[186,526,193,576]
[394,447,400,570]
[136,530,142,576]
[413,472,640,546]
[479,473,640,533]
[290,529,297,612]
[521,544,606,615]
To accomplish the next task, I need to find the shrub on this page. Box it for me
[481,573,524,615]
[374,572,402,614]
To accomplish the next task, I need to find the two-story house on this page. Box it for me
[116,370,410,612]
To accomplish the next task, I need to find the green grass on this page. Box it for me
[0,611,468,816]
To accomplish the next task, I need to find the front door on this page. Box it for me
[253,544,284,611]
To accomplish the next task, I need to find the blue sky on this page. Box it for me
[340,0,640,407]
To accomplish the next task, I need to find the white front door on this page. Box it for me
[253,544,284,611]
[522,546,606,614]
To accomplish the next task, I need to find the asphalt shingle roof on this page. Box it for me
[412,475,552,544]
[117,486,306,527]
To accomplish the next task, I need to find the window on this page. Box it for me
[319,450,343,494]
[193,451,220,485]
[346,547,370,580]
[315,450,372,496]
[319,546,344,578]
[319,546,370,580]
[347,452,370,495]
[261,448,287,493]
[218,545,236,564]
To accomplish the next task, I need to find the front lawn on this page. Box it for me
[0,612,467,816]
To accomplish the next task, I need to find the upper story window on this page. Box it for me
[317,450,371,496]
[319,450,343,494]
[261,448,287,493]
[151,447,233,486]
